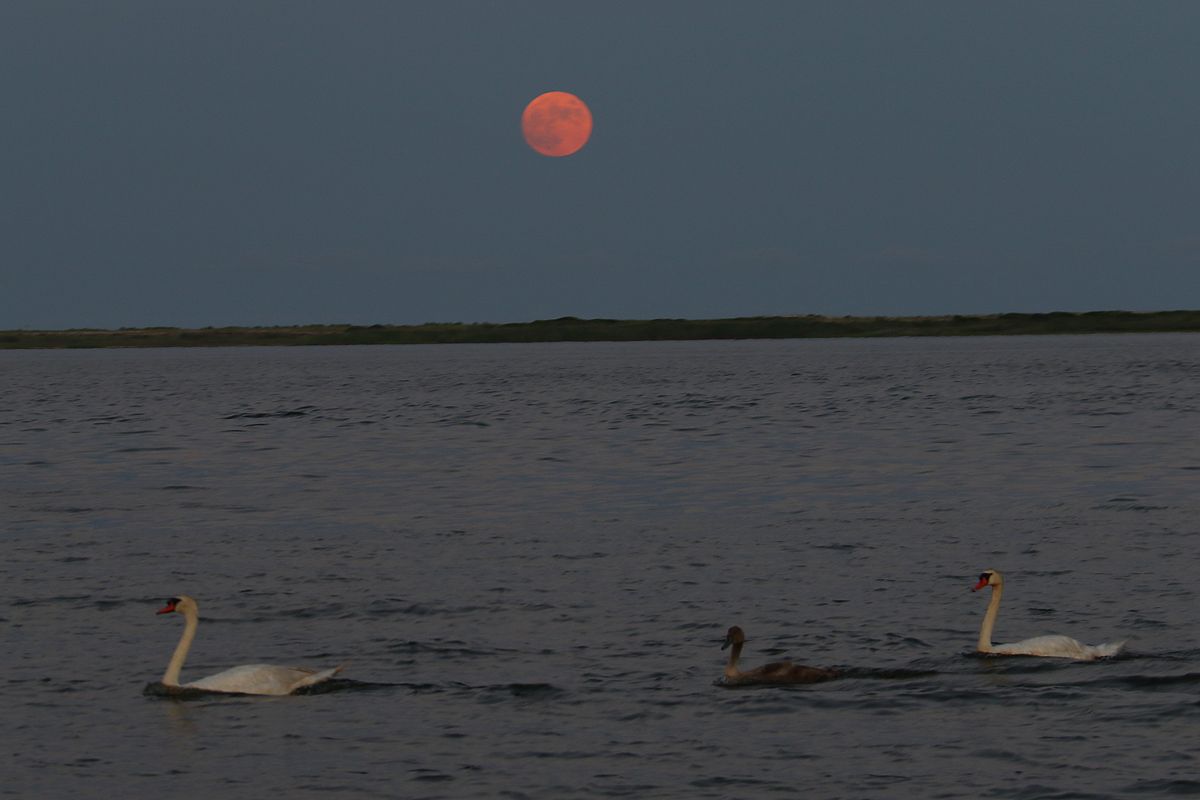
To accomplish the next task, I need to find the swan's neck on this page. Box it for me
[162,609,198,686]
[724,642,743,680]
[978,584,1003,652]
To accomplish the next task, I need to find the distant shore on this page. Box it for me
[3,310,1199,349]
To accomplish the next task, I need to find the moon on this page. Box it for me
[521,91,593,157]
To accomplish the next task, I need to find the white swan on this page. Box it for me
[720,625,839,685]
[156,595,343,695]
[972,570,1124,660]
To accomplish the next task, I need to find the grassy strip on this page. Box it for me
[3,310,1199,349]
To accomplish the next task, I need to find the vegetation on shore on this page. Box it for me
[2,310,1199,349]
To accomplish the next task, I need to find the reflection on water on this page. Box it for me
[160,698,200,738]
[3,335,1199,798]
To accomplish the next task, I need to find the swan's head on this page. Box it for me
[721,626,746,650]
[973,569,1003,591]
[156,595,198,616]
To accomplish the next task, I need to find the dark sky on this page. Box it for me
[3,1,1198,328]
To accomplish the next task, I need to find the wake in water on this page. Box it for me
[833,666,941,681]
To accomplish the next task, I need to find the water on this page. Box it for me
[3,334,1198,799]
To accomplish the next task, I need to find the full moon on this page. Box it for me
[521,91,593,157]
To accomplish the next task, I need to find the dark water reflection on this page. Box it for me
[3,335,1198,798]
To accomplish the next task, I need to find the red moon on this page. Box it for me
[521,91,592,157]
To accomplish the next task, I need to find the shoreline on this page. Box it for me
[3,310,1199,349]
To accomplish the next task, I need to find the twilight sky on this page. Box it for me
[2,1,1198,329]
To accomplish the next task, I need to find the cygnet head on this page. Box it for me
[973,569,1003,591]
[156,595,198,616]
[721,625,746,650]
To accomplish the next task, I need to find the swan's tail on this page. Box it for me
[1091,641,1126,659]
[291,664,345,691]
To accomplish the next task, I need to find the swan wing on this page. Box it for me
[991,635,1124,661]
[185,663,341,695]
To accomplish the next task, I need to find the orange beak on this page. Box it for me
[972,578,989,591]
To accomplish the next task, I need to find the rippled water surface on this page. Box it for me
[3,335,1199,799]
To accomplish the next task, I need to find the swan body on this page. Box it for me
[156,595,343,695]
[972,570,1124,660]
[719,625,838,686]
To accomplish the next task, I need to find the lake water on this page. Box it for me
[3,334,1199,799]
